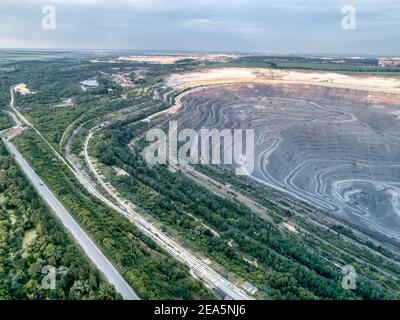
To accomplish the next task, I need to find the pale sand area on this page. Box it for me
[117,54,238,65]
[14,83,35,95]
[166,68,400,96]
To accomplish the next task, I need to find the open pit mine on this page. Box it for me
[165,68,400,242]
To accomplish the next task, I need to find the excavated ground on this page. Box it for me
[170,82,400,240]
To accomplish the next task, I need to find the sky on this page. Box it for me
[0,0,399,55]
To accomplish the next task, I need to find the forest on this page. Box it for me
[91,116,400,300]
[0,58,214,300]
[0,141,119,299]
[13,130,213,300]
[2,54,400,300]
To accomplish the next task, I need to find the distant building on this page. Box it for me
[80,79,99,87]
[378,59,400,67]
[241,281,258,295]
[215,281,245,300]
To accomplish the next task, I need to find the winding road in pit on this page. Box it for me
[170,83,400,242]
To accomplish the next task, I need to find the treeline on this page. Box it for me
[0,141,119,300]
[93,119,400,300]
[14,130,213,300]
[0,111,12,131]
[196,164,400,279]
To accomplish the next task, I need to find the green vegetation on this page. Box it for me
[1,54,213,300]
[206,56,400,76]
[92,119,400,300]
[2,51,400,301]
[0,141,119,300]
[0,111,12,131]
[14,130,213,300]
[194,164,400,287]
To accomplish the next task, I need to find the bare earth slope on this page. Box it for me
[166,68,400,241]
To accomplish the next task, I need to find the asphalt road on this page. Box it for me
[8,85,250,300]
[6,86,139,299]
[2,136,139,300]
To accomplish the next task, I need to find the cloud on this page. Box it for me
[0,0,399,55]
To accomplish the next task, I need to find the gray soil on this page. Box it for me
[172,83,400,240]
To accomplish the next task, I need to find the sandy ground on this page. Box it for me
[14,83,34,95]
[171,82,400,240]
[113,166,129,177]
[117,54,238,65]
[0,127,25,138]
[282,222,299,234]
[166,68,400,95]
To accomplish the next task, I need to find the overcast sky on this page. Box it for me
[0,0,399,55]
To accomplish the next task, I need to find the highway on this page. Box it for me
[2,138,139,300]
[5,86,139,300]
[9,84,251,300]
